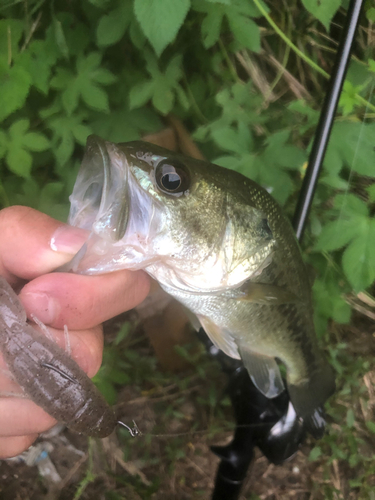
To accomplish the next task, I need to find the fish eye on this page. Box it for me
[155,159,190,196]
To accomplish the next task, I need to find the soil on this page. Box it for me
[1,310,374,500]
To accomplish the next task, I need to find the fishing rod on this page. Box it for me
[207,1,364,498]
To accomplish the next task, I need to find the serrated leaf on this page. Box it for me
[15,40,56,95]
[129,80,155,109]
[0,61,31,122]
[92,68,117,85]
[51,53,114,114]
[211,127,250,154]
[326,122,375,177]
[314,218,362,252]
[227,12,260,52]
[47,113,91,165]
[9,118,30,137]
[201,10,223,48]
[1,119,50,177]
[97,1,132,47]
[301,0,341,31]
[53,18,69,59]
[152,84,174,114]
[80,81,109,112]
[62,82,80,115]
[333,193,369,217]
[22,133,50,152]
[0,19,24,63]
[6,147,32,178]
[342,220,375,291]
[134,0,190,56]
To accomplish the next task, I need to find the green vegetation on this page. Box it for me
[1,0,375,498]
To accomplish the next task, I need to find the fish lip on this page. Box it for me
[69,135,132,242]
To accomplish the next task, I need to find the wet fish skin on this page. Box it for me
[68,136,335,430]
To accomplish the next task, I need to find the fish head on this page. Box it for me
[68,136,275,292]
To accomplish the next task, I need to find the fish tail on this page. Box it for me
[287,361,335,434]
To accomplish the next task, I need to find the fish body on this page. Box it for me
[68,135,335,430]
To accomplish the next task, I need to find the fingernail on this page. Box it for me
[50,226,89,255]
[23,293,61,324]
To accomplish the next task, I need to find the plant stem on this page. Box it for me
[253,0,375,113]
[218,38,241,84]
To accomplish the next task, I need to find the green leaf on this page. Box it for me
[314,218,363,252]
[0,60,31,122]
[15,40,57,94]
[97,1,132,47]
[129,80,155,109]
[0,19,24,63]
[301,0,341,31]
[366,421,375,434]
[339,81,364,115]
[211,127,250,154]
[152,84,174,114]
[333,193,368,217]
[326,122,375,177]
[47,112,91,165]
[346,408,355,428]
[6,147,32,178]
[367,184,375,202]
[22,133,50,152]
[51,53,115,114]
[309,446,322,461]
[80,80,109,112]
[134,0,191,56]
[1,119,50,178]
[201,10,223,48]
[227,12,260,52]
[342,219,375,292]
[53,18,69,59]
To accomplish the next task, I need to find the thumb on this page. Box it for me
[0,206,88,281]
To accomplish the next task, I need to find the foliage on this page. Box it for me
[1,0,375,497]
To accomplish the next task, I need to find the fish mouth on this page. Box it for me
[65,136,156,275]
[64,135,133,273]
[69,135,130,241]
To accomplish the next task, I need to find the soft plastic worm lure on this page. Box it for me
[0,276,137,438]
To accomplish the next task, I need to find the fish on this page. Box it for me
[66,135,335,433]
[0,275,139,438]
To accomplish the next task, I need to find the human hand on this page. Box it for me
[0,206,150,458]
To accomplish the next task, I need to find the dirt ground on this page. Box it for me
[1,309,375,500]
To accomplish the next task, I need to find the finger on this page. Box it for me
[0,397,56,437]
[0,206,88,282]
[19,270,150,330]
[0,435,39,459]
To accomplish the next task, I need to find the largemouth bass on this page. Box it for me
[67,135,335,432]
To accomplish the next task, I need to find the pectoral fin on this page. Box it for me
[238,283,298,305]
[197,315,240,360]
[239,346,285,398]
